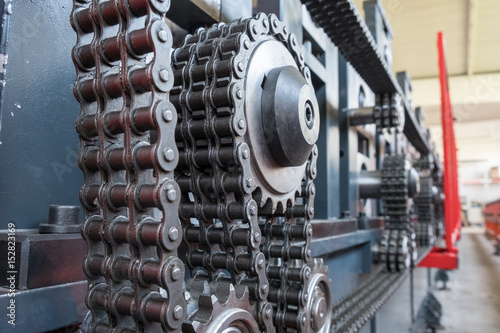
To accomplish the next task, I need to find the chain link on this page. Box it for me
[72,0,184,331]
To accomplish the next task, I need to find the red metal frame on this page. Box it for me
[484,199,500,245]
[419,32,461,270]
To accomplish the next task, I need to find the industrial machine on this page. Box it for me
[485,200,500,255]
[0,0,459,332]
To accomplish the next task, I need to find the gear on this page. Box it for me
[381,155,420,228]
[184,283,261,333]
[415,176,436,246]
[304,260,332,333]
[379,155,420,272]
[171,13,328,332]
[373,93,405,133]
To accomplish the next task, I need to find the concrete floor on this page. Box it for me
[375,228,500,332]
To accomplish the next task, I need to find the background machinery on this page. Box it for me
[0,0,458,332]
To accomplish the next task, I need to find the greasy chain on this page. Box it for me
[171,13,319,332]
[73,0,322,330]
[72,0,184,331]
[379,155,416,272]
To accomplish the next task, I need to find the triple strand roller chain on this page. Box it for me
[170,13,327,332]
[72,0,184,331]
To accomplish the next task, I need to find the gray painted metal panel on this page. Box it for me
[0,0,82,229]
[0,281,87,332]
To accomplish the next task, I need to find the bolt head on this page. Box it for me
[245,177,253,188]
[168,227,179,241]
[307,225,313,236]
[260,284,268,294]
[158,29,169,42]
[165,184,177,202]
[265,308,272,319]
[163,148,175,162]
[262,18,269,28]
[171,265,182,281]
[159,69,169,82]
[162,109,173,122]
[173,305,183,320]
[242,148,250,159]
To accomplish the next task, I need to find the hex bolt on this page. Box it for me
[163,148,175,162]
[168,227,179,241]
[158,29,169,42]
[171,265,182,281]
[159,69,169,82]
[162,109,173,122]
[173,305,183,320]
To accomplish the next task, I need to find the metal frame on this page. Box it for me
[419,32,461,270]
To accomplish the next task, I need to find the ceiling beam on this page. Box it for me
[466,0,478,76]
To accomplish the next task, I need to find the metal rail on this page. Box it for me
[300,0,430,154]
[331,246,432,332]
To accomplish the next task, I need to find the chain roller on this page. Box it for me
[72,0,184,331]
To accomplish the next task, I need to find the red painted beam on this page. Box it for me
[419,32,461,270]
[419,247,458,270]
